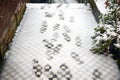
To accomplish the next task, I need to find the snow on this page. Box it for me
[26,3,87,9]
[102,33,108,41]
[95,0,108,14]
[111,32,117,37]
[53,0,77,3]
[0,3,120,80]
[114,43,120,48]
[118,35,120,39]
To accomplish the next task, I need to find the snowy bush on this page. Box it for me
[91,0,120,61]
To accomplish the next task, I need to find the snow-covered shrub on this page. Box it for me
[91,0,120,62]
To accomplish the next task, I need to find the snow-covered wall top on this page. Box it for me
[95,0,108,14]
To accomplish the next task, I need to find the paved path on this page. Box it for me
[0,4,120,80]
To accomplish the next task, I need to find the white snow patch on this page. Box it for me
[114,43,120,48]
[95,0,108,14]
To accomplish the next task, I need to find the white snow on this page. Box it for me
[95,0,108,14]
[114,43,120,48]
[118,35,120,39]
[111,32,117,37]
[0,3,120,80]
[53,0,77,3]
[102,33,108,41]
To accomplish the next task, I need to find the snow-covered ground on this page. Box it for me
[0,3,120,80]
[94,0,108,14]
[53,0,77,3]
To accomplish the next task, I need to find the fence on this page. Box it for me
[0,0,26,60]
